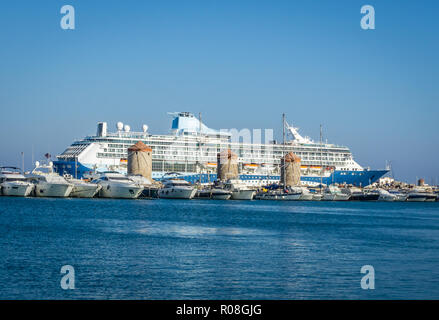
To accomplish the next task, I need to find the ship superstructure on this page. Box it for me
[54,112,387,186]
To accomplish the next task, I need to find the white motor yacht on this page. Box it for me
[159,179,197,199]
[95,172,143,199]
[322,185,350,201]
[27,162,73,197]
[224,180,256,200]
[377,189,397,202]
[0,167,34,197]
[64,174,101,198]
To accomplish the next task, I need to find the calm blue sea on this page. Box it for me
[0,197,438,300]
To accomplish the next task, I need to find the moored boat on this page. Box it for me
[64,174,102,198]
[158,179,197,199]
[27,162,74,198]
[322,185,350,201]
[95,172,144,199]
[224,180,256,200]
[0,167,34,197]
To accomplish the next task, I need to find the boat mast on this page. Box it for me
[21,152,24,174]
[282,113,286,189]
[320,124,323,190]
[198,112,202,185]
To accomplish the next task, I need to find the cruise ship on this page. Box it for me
[54,112,388,186]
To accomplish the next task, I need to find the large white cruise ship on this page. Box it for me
[54,112,387,186]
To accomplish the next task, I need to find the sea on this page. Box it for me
[0,197,438,300]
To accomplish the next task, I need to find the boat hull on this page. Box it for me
[159,188,196,199]
[35,183,73,198]
[54,160,388,187]
[99,184,143,199]
[231,190,255,200]
[70,184,101,198]
[1,182,34,197]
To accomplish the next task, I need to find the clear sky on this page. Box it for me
[0,0,438,183]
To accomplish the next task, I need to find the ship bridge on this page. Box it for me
[168,112,230,137]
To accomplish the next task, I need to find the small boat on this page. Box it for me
[95,172,144,199]
[0,167,34,197]
[224,180,256,200]
[158,179,197,199]
[322,185,350,201]
[27,162,73,198]
[64,174,101,198]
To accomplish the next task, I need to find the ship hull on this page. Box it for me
[54,160,388,187]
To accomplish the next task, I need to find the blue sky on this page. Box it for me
[0,0,438,183]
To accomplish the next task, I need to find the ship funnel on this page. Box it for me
[97,122,107,137]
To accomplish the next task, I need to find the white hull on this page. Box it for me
[322,194,336,201]
[312,194,323,201]
[159,187,196,199]
[99,184,143,199]
[1,182,34,197]
[231,190,255,200]
[70,184,101,198]
[211,194,232,200]
[35,183,73,198]
[299,193,314,201]
[394,195,408,202]
[334,194,350,201]
[255,192,301,200]
[378,195,396,202]
[406,197,426,202]
[210,189,232,200]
